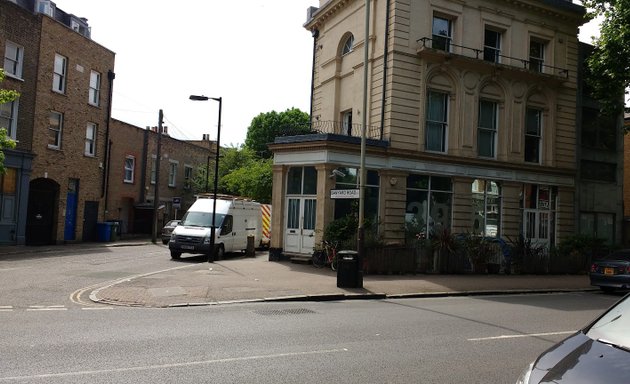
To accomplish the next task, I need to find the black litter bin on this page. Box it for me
[337,250,362,288]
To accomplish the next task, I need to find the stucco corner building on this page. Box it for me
[269,0,624,257]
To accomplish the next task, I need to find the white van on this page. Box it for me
[168,196,262,260]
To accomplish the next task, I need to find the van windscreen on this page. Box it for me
[180,212,226,228]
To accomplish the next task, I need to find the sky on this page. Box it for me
[54,1,601,147]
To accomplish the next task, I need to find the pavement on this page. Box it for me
[0,238,596,308]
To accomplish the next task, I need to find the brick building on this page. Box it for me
[1,0,114,245]
[1,0,212,245]
[105,119,213,235]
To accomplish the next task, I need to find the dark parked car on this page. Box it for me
[516,293,630,383]
[590,249,630,292]
[161,220,181,245]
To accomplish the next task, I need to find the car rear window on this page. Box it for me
[600,250,630,261]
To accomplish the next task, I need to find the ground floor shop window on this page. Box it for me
[580,212,614,244]
[472,180,501,237]
[405,175,452,238]
[332,168,379,226]
[521,184,556,247]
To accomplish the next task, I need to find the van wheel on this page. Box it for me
[215,245,225,261]
[170,251,181,260]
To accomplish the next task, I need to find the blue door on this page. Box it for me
[64,179,79,241]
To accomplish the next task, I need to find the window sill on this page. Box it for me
[4,73,24,82]
[123,180,134,184]
[52,89,67,96]
[47,145,61,151]
[84,153,96,158]
[88,102,100,108]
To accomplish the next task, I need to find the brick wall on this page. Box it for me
[106,120,212,233]
[30,15,115,242]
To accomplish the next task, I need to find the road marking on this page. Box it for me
[468,330,576,341]
[0,348,348,381]
[26,305,67,311]
[0,306,13,312]
[70,264,195,307]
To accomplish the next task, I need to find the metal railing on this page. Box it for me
[417,37,569,79]
[275,120,383,141]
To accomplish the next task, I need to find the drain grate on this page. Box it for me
[254,308,316,316]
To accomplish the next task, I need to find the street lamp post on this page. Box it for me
[190,95,222,263]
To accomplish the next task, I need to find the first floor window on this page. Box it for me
[478,100,497,158]
[48,111,63,149]
[4,41,24,78]
[432,16,452,51]
[0,99,18,139]
[85,123,97,156]
[426,90,448,152]
[342,110,353,136]
[168,161,178,187]
[184,165,193,189]
[124,156,135,183]
[89,70,101,106]
[53,54,67,93]
[405,175,452,240]
[525,108,542,163]
[472,180,501,237]
[483,29,501,63]
[529,39,545,73]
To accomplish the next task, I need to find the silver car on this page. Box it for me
[161,220,181,245]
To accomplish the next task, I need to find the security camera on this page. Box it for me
[330,169,346,178]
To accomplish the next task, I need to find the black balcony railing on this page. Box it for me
[274,120,387,147]
[275,120,382,140]
[417,37,569,79]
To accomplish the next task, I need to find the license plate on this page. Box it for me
[605,267,615,275]
[181,245,195,250]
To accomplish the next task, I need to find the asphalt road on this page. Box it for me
[0,293,620,383]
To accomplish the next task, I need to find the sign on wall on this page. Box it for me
[330,189,359,199]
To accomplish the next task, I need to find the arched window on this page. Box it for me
[341,34,354,55]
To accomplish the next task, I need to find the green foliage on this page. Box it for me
[221,157,273,203]
[244,107,310,158]
[0,69,19,174]
[583,0,630,115]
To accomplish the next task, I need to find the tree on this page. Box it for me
[221,157,273,203]
[583,0,630,115]
[244,107,310,158]
[0,69,19,174]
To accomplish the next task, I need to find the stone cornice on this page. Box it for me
[304,0,355,31]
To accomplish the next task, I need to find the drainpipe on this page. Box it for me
[102,70,115,215]
[379,0,391,140]
[310,28,319,126]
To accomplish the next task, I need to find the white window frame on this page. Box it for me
[85,122,97,156]
[342,110,353,136]
[124,156,135,183]
[341,34,354,55]
[529,39,545,73]
[4,41,24,79]
[483,29,501,63]
[48,111,63,149]
[477,99,498,158]
[150,155,157,185]
[36,0,54,16]
[168,160,178,187]
[184,165,193,190]
[53,54,67,94]
[432,16,452,52]
[525,107,542,164]
[0,99,18,140]
[89,71,101,106]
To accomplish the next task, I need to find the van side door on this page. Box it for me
[219,214,234,252]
